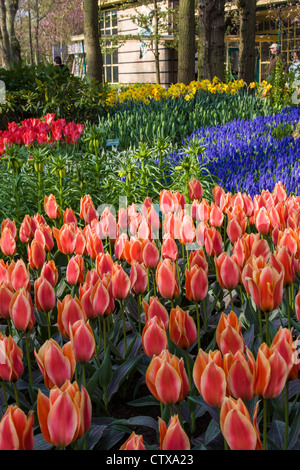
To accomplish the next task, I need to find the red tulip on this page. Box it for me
[69,319,95,363]
[34,339,76,389]
[44,194,61,219]
[119,432,145,450]
[169,306,197,349]
[34,276,56,313]
[9,288,36,332]
[37,380,92,448]
[220,397,262,450]
[0,406,34,450]
[0,333,23,382]
[142,316,168,357]
[146,350,189,405]
[159,415,190,450]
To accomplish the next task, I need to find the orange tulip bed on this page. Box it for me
[0,177,300,452]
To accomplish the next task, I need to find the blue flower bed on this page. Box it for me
[170,106,300,197]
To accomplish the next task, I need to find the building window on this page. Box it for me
[100,10,118,83]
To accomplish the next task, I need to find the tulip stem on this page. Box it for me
[175,403,184,428]
[264,311,270,346]
[7,318,12,337]
[284,381,289,450]
[263,398,268,450]
[195,301,201,350]
[103,316,107,355]
[13,382,20,407]
[202,299,207,332]
[137,294,141,335]
[47,312,51,339]
[81,363,86,389]
[229,290,234,311]
[258,309,263,344]
[120,300,127,356]
[151,269,157,297]
[25,331,34,400]
[1,380,8,408]
[286,287,291,330]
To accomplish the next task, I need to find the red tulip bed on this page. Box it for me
[1,165,300,452]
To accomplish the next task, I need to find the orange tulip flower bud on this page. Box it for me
[119,431,145,450]
[146,350,189,405]
[142,316,168,357]
[34,276,56,313]
[272,246,297,287]
[169,306,197,350]
[95,252,114,277]
[0,406,34,450]
[254,207,272,235]
[271,327,299,381]
[57,295,87,337]
[209,203,224,228]
[66,254,85,286]
[161,234,178,261]
[226,349,255,402]
[185,264,208,302]
[63,207,77,226]
[80,194,98,225]
[254,343,288,398]
[53,223,77,255]
[84,225,104,259]
[189,249,208,272]
[40,260,58,287]
[188,178,203,201]
[156,259,179,300]
[0,281,14,319]
[246,263,284,313]
[7,259,31,291]
[69,319,95,364]
[0,227,16,256]
[34,339,76,389]
[34,223,54,252]
[220,397,262,450]
[193,349,226,408]
[159,415,190,450]
[0,333,23,382]
[142,296,169,329]
[9,288,36,332]
[215,252,239,290]
[112,264,131,300]
[37,380,92,448]
[44,194,61,219]
[130,261,148,295]
[142,240,159,269]
[179,213,196,245]
[216,311,244,355]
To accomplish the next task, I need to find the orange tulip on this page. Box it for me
[1,219,17,240]
[142,316,168,357]
[0,227,16,256]
[169,306,197,350]
[79,194,98,225]
[215,252,240,290]
[142,296,169,329]
[0,281,14,319]
[179,212,196,245]
[7,259,30,292]
[53,223,77,255]
[34,339,76,389]
[220,397,262,450]
[209,203,224,227]
[112,263,131,300]
[37,380,92,448]
[95,252,114,277]
[188,178,203,201]
[142,239,160,269]
[57,295,87,337]
[119,431,145,450]
[130,261,148,295]
[34,276,56,313]
[0,333,23,382]
[254,207,272,235]
[185,264,208,302]
[254,343,288,398]
[193,349,226,408]
[271,327,299,381]
[34,223,54,252]
[66,254,85,286]
[216,311,244,355]
[226,349,256,402]
[84,225,104,259]
[271,246,297,287]
[27,238,46,270]
[146,350,189,405]
[156,259,179,300]
[40,260,58,287]
[245,262,284,313]
[44,194,61,219]
[63,207,78,226]
[159,415,190,450]
[0,406,34,450]
[161,234,178,261]
[189,249,208,272]
[69,319,95,364]
[9,288,36,332]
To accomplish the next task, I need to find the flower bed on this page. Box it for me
[170,106,300,197]
[0,179,300,451]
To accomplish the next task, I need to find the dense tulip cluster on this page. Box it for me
[0,177,300,451]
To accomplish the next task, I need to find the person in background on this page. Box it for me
[268,43,287,79]
[53,56,70,74]
[289,50,300,78]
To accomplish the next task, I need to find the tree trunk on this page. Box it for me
[6,0,20,65]
[83,0,103,84]
[197,0,225,81]
[237,0,257,84]
[0,0,12,68]
[153,0,160,84]
[177,0,195,84]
